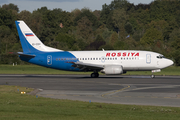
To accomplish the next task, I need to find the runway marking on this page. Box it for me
[131,85,180,91]
[101,85,130,97]
[60,95,67,96]
[151,97,158,98]
[73,95,80,96]
[87,95,93,97]
[113,96,119,97]
[39,94,95,97]
[46,94,54,96]
[125,96,131,98]
[164,97,171,99]
[138,96,145,98]
[107,95,180,99]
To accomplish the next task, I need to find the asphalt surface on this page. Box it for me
[1,75,180,107]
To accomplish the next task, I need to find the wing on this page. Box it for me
[71,61,104,71]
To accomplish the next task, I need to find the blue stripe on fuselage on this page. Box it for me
[19,51,80,71]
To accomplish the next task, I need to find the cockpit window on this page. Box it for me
[157,55,165,59]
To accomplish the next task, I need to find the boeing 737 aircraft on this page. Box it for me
[15,21,174,78]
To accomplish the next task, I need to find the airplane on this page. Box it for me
[15,20,174,78]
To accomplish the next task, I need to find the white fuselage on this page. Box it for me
[69,50,173,71]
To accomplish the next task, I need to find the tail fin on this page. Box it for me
[15,21,62,53]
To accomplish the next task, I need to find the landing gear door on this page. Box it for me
[146,54,151,64]
[47,55,52,65]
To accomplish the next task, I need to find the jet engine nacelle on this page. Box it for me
[101,65,123,75]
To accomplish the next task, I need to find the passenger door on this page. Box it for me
[146,54,151,64]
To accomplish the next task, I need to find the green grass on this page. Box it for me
[0,64,91,75]
[0,64,180,76]
[0,85,180,120]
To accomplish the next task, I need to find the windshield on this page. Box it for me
[157,55,165,59]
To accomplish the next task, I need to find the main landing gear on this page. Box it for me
[91,72,99,78]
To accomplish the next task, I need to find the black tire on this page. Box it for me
[91,73,99,78]
[91,73,96,78]
[95,73,99,78]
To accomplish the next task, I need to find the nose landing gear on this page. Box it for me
[151,74,155,78]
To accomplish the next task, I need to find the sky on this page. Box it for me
[0,0,154,12]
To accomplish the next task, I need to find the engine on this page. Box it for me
[101,65,123,75]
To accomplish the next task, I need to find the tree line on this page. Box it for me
[0,0,180,65]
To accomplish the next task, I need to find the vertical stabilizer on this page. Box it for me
[15,21,62,53]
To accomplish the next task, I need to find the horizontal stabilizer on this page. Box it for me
[17,52,36,58]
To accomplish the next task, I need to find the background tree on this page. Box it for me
[76,16,94,44]
[112,8,128,40]
[1,1,180,65]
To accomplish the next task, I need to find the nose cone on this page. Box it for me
[170,60,174,66]
[159,59,174,69]
[166,59,174,67]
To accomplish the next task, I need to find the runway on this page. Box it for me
[1,75,180,107]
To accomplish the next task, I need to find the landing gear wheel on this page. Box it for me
[151,74,155,78]
[91,73,96,78]
[91,73,99,78]
[96,73,99,78]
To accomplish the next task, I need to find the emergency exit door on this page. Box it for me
[47,55,52,65]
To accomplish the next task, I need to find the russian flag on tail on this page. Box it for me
[25,33,34,36]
